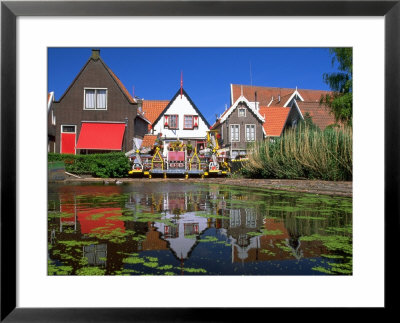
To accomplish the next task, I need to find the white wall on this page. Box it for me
[153,93,209,140]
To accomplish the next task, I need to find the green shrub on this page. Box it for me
[48,152,131,178]
[244,123,352,181]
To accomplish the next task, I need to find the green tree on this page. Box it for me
[320,48,353,126]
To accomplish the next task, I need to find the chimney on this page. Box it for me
[278,94,281,103]
[136,98,143,112]
[254,91,258,111]
[91,49,100,60]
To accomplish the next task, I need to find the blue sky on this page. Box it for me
[48,47,340,125]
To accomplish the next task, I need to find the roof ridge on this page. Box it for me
[232,83,332,92]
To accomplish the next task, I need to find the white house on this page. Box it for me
[151,88,210,152]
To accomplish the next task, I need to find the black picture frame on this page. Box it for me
[1,0,398,321]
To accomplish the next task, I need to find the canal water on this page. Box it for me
[48,181,352,276]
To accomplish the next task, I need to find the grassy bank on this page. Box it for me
[48,152,131,178]
[243,124,352,181]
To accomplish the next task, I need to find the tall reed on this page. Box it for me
[244,123,352,181]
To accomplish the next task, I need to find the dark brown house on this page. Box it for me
[48,91,56,152]
[52,49,149,154]
[211,95,265,159]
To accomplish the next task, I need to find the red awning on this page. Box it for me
[76,122,125,150]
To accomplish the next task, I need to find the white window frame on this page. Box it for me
[51,110,56,126]
[60,124,76,154]
[230,209,241,227]
[83,88,108,110]
[61,124,76,134]
[238,107,246,117]
[230,124,240,142]
[245,124,256,142]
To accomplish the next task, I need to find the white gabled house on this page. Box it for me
[151,88,211,152]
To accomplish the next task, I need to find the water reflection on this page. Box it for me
[48,182,352,275]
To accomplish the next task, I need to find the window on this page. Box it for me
[51,110,56,126]
[184,115,194,129]
[230,209,241,227]
[245,124,256,141]
[238,107,246,117]
[168,115,178,129]
[62,125,76,133]
[245,209,257,228]
[84,88,107,110]
[230,124,240,142]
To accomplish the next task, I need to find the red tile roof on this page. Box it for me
[231,84,331,106]
[296,101,337,130]
[142,100,169,130]
[141,134,157,149]
[259,106,291,137]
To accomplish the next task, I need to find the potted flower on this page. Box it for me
[186,141,193,155]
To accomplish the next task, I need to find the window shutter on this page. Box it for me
[164,115,169,127]
[193,116,199,127]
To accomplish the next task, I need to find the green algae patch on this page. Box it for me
[58,240,98,247]
[295,216,327,220]
[48,262,73,276]
[143,262,159,268]
[123,257,145,264]
[184,234,197,240]
[76,267,106,275]
[312,266,333,274]
[261,229,283,236]
[321,254,344,259]
[260,249,276,256]
[180,267,207,274]
[198,236,219,243]
[275,242,292,253]
[195,212,230,220]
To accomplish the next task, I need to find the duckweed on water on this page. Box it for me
[49,182,352,275]
[180,267,207,274]
[76,267,106,275]
[143,262,159,268]
[48,262,73,275]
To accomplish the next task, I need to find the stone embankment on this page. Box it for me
[65,176,352,197]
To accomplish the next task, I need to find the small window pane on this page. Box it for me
[230,125,239,142]
[62,125,75,133]
[170,115,178,129]
[246,125,255,141]
[96,90,107,109]
[184,116,193,129]
[85,89,95,109]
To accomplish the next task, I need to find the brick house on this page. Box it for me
[52,49,149,154]
[230,84,336,130]
[48,91,56,152]
[211,95,265,159]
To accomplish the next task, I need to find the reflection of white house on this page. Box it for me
[154,211,209,259]
[151,88,210,152]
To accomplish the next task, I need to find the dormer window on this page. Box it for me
[238,107,246,117]
[84,88,107,110]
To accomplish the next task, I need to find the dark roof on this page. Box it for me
[56,53,135,105]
